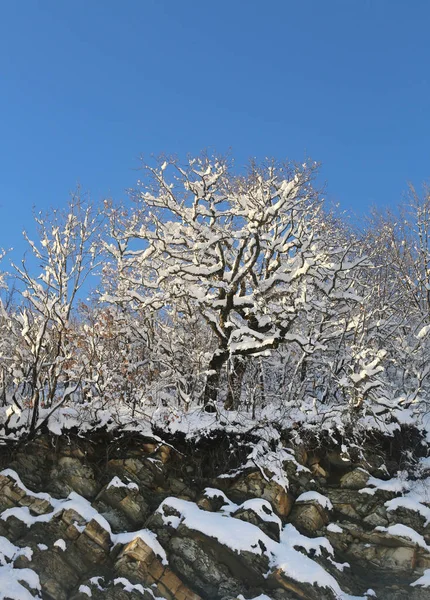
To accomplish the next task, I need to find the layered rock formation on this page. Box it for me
[0,430,429,600]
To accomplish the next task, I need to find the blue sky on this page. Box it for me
[1,0,430,258]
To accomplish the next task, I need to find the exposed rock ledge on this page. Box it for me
[0,429,429,600]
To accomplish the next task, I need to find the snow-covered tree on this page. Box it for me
[103,155,367,409]
[75,302,159,416]
[364,184,430,409]
[1,195,100,434]
[0,250,6,291]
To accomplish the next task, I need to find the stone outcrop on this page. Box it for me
[218,469,295,518]
[0,432,429,600]
[116,537,201,600]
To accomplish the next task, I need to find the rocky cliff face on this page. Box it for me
[0,429,429,600]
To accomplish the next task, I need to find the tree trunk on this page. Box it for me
[300,358,307,383]
[29,389,40,435]
[225,356,246,410]
[28,364,40,436]
[1,369,6,407]
[203,349,227,409]
[177,378,191,411]
[257,358,266,411]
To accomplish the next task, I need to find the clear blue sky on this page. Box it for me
[1,0,430,258]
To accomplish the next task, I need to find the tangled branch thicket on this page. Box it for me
[1,155,429,440]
